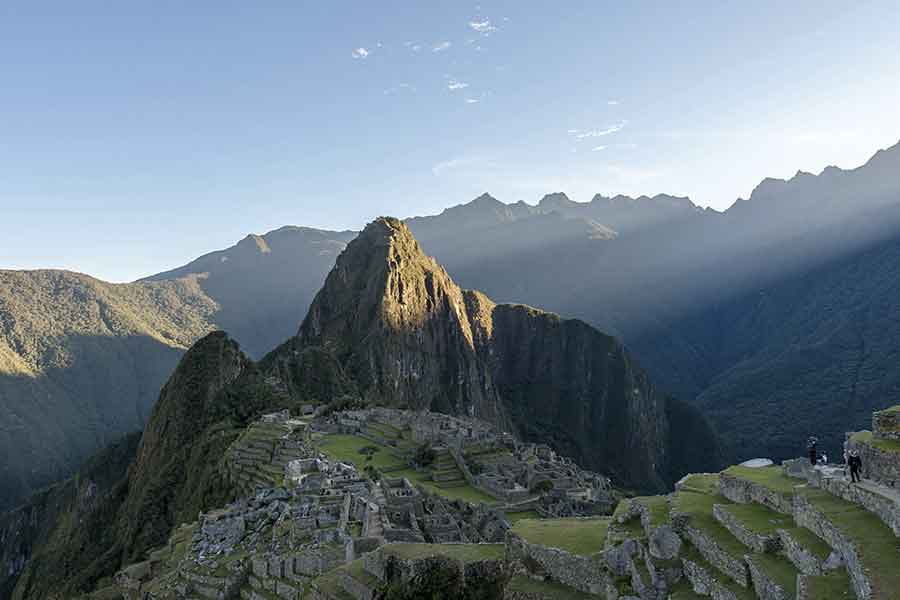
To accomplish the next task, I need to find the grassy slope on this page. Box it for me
[511,517,610,555]
[724,466,900,599]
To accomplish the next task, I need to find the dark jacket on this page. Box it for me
[848,455,862,470]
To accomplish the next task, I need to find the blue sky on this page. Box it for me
[2,1,899,281]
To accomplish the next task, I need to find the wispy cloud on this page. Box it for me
[607,100,619,106]
[384,82,415,95]
[432,41,452,52]
[404,41,422,52]
[351,47,369,59]
[447,79,469,90]
[432,157,465,176]
[571,121,628,139]
[465,98,479,104]
[469,19,498,33]
[591,145,608,152]
[431,155,489,176]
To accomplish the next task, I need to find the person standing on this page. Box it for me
[848,450,862,483]
[807,436,818,465]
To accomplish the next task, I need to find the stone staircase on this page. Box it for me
[431,448,467,489]
[223,419,310,497]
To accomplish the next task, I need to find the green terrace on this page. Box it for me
[505,509,540,524]
[317,434,407,472]
[850,429,900,453]
[801,570,855,600]
[380,542,505,562]
[669,468,862,600]
[505,574,595,599]
[723,465,900,599]
[511,517,610,556]
[315,433,496,504]
[672,489,750,563]
[721,465,802,496]
[678,473,721,495]
[680,544,757,600]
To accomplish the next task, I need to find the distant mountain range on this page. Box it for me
[2,139,900,511]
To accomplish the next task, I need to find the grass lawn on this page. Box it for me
[722,466,801,495]
[780,526,832,561]
[801,488,900,599]
[678,473,720,495]
[671,491,748,559]
[317,434,407,471]
[505,510,540,524]
[724,465,900,599]
[748,553,797,597]
[382,542,504,562]
[511,517,610,555]
[718,503,791,535]
[390,467,497,504]
[317,434,496,504]
[801,570,854,600]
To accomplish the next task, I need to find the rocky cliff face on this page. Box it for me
[294,217,721,490]
[296,218,506,426]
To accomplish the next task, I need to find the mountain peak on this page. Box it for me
[537,192,575,211]
[471,192,501,206]
[359,216,413,246]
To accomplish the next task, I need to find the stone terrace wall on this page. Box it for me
[505,532,611,595]
[848,434,900,487]
[791,493,871,600]
[718,473,793,514]
[873,406,900,441]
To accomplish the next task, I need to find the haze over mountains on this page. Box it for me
[2,140,900,511]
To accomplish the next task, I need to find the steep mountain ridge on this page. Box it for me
[292,217,721,489]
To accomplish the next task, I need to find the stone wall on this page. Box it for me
[808,467,900,536]
[506,531,611,595]
[848,434,900,488]
[776,529,823,575]
[718,473,793,514]
[873,406,900,441]
[712,504,780,553]
[791,493,871,600]
[745,555,790,600]
[678,524,749,587]
[681,556,744,600]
